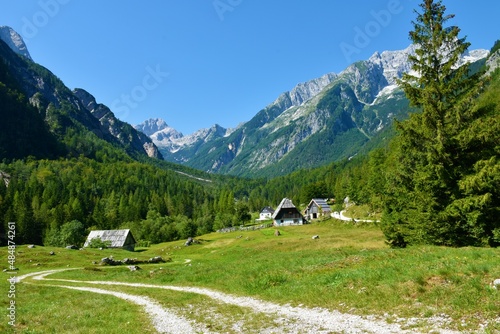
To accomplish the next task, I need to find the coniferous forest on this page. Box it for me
[0,0,499,249]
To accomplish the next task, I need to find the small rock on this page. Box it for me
[274,230,281,236]
[148,256,165,264]
[65,245,78,250]
[185,237,194,246]
[127,265,141,271]
[312,235,320,240]
[101,257,121,265]
[492,279,500,289]
[49,251,55,255]
[27,244,36,248]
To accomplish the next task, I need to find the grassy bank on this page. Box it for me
[1,219,499,333]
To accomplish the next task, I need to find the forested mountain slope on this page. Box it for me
[0,35,162,161]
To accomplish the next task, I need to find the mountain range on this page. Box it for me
[136,44,491,177]
[0,25,496,178]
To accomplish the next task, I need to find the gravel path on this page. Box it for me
[18,270,210,333]
[17,269,461,334]
[331,210,378,223]
[49,284,203,334]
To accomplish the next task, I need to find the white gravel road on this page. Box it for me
[50,284,204,334]
[15,269,465,334]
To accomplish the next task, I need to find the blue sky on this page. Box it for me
[1,1,499,134]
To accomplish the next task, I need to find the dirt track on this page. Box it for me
[17,269,461,334]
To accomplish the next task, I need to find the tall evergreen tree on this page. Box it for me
[382,0,497,247]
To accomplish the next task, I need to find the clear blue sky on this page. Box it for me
[1,0,498,134]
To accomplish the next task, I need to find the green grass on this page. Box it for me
[343,203,381,221]
[5,284,156,334]
[1,219,499,333]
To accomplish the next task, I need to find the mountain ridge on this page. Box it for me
[139,44,488,177]
[0,26,162,161]
[0,25,32,61]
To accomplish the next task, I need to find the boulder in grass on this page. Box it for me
[101,257,121,265]
[122,258,139,265]
[148,256,165,264]
[127,265,141,271]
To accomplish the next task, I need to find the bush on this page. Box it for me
[87,237,112,249]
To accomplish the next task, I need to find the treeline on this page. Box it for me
[0,158,256,246]
[0,153,370,247]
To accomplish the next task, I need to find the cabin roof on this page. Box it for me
[307,198,332,211]
[272,198,298,219]
[84,229,136,248]
[260,206,275,214]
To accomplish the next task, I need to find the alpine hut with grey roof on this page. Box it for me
[304,198,332,220]
[84,229,136,251]
[272,198,306,226]
[257,206,275,221]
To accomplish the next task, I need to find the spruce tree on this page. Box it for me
[381,0,497,247]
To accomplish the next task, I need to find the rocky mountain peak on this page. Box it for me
[271,73,338,112]
[135,118,171,136]
[368,44,416,85]
[0,26,32,61]
[288,73,337,106]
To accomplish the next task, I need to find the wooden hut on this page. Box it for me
[272,198,306,226]
[304,198,332,220]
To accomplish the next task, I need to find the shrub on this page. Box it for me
[87,237,112,249]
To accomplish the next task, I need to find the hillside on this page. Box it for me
[0,31,162,161]
[1,220,499,333]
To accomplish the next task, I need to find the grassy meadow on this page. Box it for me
[1,218,499,333]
